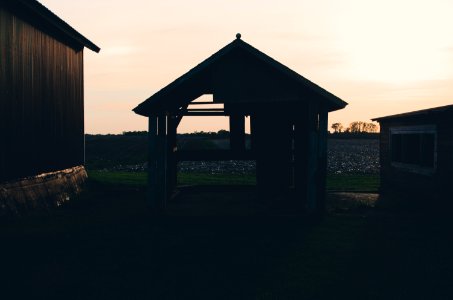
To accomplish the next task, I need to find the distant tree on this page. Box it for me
[331,123,343,133]
[346,121,379,133]
[216,129,230,138]
[347,121,362,133]
[364,122,378,133]
[122,131,148,136]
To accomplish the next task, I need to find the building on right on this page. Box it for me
[372,104,453,200]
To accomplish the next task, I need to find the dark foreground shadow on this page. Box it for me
[1,183,453,299]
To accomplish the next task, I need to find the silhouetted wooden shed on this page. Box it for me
[373,105,453,200]
[134,35,347,215]
[0,0,99,213]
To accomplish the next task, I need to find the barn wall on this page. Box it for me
[0,8,84,182]
[379,115,453,199]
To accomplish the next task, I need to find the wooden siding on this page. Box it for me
[0,8,84,182]
[379,114,453,198]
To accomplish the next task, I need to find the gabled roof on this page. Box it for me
[133,35,347,116]
[372,104,453,122]
[1,0,100,52]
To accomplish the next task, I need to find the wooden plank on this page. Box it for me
[306,102,319,214]
[250,114,257,152]
[147,116,158,210]
[186,108,224,112]
[229,115,245,152]
[156,115,167,210]
[0,8,84,182]
[293,103,311,211]
[252,114,265,190]
[166,116,178,197]
[187,102,219,105]
[316,109,328,216]
[180,111,227,116]
[175,104,188,127]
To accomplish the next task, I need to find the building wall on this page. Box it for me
[379,115,453,199]
[0,8,84,182]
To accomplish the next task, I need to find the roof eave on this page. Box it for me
[1,0,100,53]
[372,105,453,122]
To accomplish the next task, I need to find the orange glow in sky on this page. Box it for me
[40,0,453,133]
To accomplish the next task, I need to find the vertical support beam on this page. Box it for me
[147,116,158,211]
[316,109,328,217]
[294,100,318,213]
[294,108,309,210]
[156,115,167,210]
[229,114,245,152]
[306,102,319,214]
[281,119,294,189]
[166,115,178,197]
[250,113,257,153]
[253,113,266,193]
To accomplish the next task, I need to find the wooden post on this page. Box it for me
[294,116,307,209]
[253,113,265,192]
[294,101,318,213]
[147,116,158,211]
[280,119,293,190]
[316,109,328,216]
[306,102,319,214]
[250,113,257,154]
[229,114,245,152]
[166,115,178,198]
[156,115,167,210]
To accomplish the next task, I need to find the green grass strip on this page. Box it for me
[87,171,379,192]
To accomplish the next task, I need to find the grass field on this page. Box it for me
[84,134,380,175]
[88,170,380,192]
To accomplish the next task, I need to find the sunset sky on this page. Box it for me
[40,0,453,134]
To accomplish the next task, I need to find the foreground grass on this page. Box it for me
[1,172,452,299]
[88,170,148,186]
[88,170,380,192]
[88,170,256,186]
[0,177,370,299]
[327,174,379,192]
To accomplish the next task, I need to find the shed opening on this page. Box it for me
[390,125,436,172]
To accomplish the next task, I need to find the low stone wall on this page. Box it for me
[0,166,87,216]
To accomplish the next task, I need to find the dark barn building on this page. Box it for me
[373,105,453,201]
[0,0,99,213]
[134,35,347,216]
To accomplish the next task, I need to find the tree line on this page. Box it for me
[108,122,379,138]
[119,130,233,138]
[331,121,379,133]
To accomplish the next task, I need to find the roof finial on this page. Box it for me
[236,33,241,39]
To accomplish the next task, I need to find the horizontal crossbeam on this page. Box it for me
[178,112,227,116]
